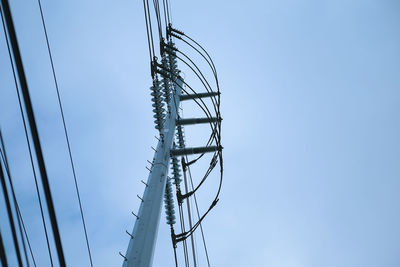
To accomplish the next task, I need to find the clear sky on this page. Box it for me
[1,0,400,266]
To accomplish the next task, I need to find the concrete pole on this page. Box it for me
[122,69,183,267]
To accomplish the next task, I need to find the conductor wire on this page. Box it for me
[36,1,94,266]
[0,132,34,267]
[0,0,67,265]
[0,6,54,266]
[145,0,156,58]
[0,138,23,267]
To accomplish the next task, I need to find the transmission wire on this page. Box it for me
[181,106,211,267]
[162,59,223,242]
[0,6,54,265]
[178,205,190,267]
[142,0,153,62]
[36,1,94,266]
[0,230,8,267]
[160,66,221,194]
[150,2,221,266]
[0,132,32,267]
[166,0,171,25]
[186,162,211,267]
[0,0,67,265]
[182,160,197,267]
[169,73,190,267]
[0,143,23,267]
[145,0,156,59]
[152,0,162,39]
[162,0,168,29]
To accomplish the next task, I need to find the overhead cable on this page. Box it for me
[0,0,66,265]
[36,1,94,266]
[0,6,54,265]
[0,131,33,267]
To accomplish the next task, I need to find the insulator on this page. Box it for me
[164,178,176,225]
[150,78,165,131]
[166,41,178,76]
[171,143,182,186]
[161,54,171,111]
[176,124,185,149]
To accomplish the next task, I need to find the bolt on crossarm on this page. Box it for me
[122,46,183,267]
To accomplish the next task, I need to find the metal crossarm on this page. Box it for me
[179,92,220,101]
[123,1,223,265]
[170,145,222,156]
[176,117,221,126]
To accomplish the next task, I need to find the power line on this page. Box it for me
[0,6,54,265]
[16,207,37,267]
[145,0,156,60]
[143,0,154,62]
[0,143,23,267]
[152,0,162,39]
[156,50,223,244]
[0,0,67,265]
[1,128,38,267]
[0,230,8,267]
[162,0,168,29]
[179,106,211,267]
[36,1,94,266]
[0,131,32,267]
[186,162,211,267]
[160,70,223,244]
[182,159,197,267]
[178,204,190,267]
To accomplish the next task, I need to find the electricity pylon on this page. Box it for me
[122,41,219,267]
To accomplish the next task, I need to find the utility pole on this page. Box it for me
[122,49,183,266]
[122,40,220,266]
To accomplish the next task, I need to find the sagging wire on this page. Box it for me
[158,48,223,249]
[155,62,221,170]
[145,1,223,265]
[167,26,223,142]
[167,67,223,246]
[161,36,222,166]
[174,149,223,242]
[155,61,222,197]
[155,61,218,133]
[168,26,218,82]
[167,44,219,116]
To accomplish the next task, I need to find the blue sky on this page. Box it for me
[1,0,400,266]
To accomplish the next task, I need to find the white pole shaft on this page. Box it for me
[123,77,183,267]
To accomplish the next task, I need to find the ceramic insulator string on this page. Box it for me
[151,77,166,132]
